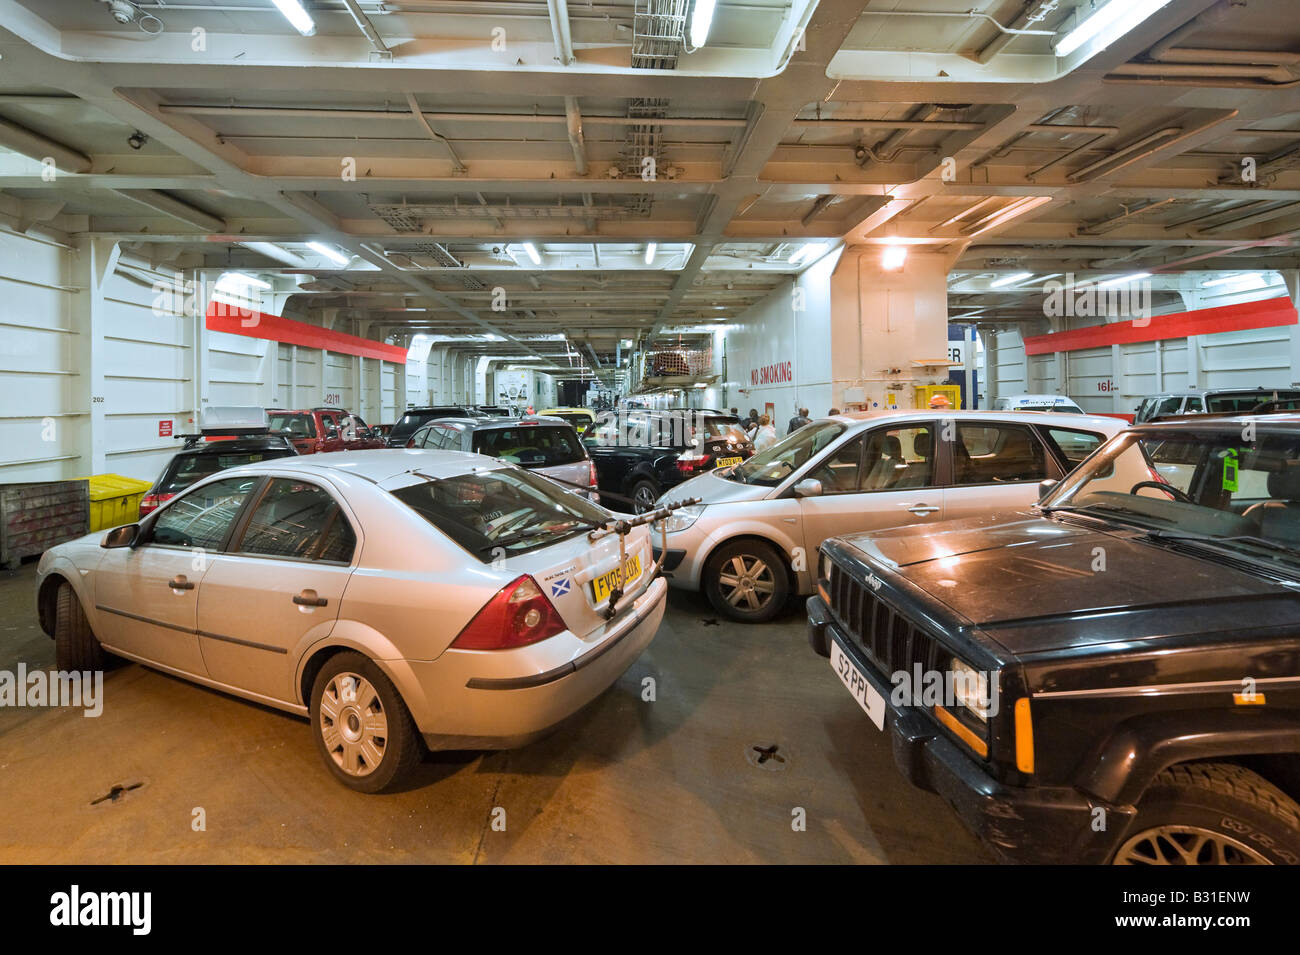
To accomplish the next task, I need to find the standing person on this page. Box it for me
[786,407,810,435]
[827,408,841,416]
[746,408,760,436]
[753,414,778,451]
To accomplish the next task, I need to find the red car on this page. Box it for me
[266,408,386,455]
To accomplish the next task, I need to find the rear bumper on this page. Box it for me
[807,596,1130,864]
[390,576,667,750]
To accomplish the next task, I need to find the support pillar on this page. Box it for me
[71,238,121,475]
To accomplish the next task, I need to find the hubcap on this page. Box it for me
[318,672,388,778]
[717,555,775,611]
[1113,825,1272,865]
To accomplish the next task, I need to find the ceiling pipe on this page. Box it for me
[1108,62,1296,82]
[158,103,750,128]
[976,0,1064,64]
[404,93,468,173]
[1147,0,1237,59]
[564,97,588,175]
[858,104,938,170]
[1197,202,1300,234]
[1066,112,1237,183]
[340,0,392,56]
[546,0,576,65]
[0,117,92,173]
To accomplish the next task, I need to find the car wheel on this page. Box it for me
[1112,763,1300,865]
[704,539,789,623]
[54,582,108,671]
[629,478,659,514]
[310,651,423,794]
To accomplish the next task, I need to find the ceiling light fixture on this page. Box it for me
[788,242,829,267]
[221,272,272,290]
[1054,0,1174,58]
[271,0,317,36]
[1096,272,1151,288]
[689,0,717,48]
[645,242,657,266]
[881,246,907,271]
[307,241,350,267]
[522,242,542,266]
[1202,272,1263,287]
[990,272,1033,288]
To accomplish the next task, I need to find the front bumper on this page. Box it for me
[388,576,667,750]
[807,595,1129,864]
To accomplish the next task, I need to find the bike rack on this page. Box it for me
[586,496,702,618]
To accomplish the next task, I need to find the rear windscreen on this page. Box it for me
[159,449,294,495]
[268,413,315,438]
[473,426,585,467]
[390,467,606,561]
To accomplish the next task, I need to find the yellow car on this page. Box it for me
[539,407,596,435]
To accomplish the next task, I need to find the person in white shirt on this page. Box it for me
[752,414,778,451]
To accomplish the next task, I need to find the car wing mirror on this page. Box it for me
[793,478,823,498]
[1038,478,1058,501]
[101,524,140,549]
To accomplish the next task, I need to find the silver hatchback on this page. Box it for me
[653,410,1125,622]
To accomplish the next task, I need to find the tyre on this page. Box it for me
[704,539,789,624]
[310,651,423,794]
[629,478,660,514]
[1112,762,1300,865]
[54,582,108,672]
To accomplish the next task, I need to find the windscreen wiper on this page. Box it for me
[1144,530,1298,557]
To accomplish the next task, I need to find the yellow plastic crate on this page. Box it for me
[80,474,154,532]
[914,383,962,410]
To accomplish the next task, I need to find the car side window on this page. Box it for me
[954,424,1047,484]
[150,476,259,549]
[1184,396,1204,413]
[807,436,865,494]
[1042,427,1106,467]
[234,479,356,563]
[862,426,936,490]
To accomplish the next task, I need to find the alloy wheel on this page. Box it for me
[717,554,776,611]
[1113,825,1271,865]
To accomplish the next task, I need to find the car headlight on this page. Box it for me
[948,657,995,723]
[654,505,703,534]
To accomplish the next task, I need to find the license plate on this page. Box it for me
[714,456,743,469]
[831,640,886,730]
[590,553,642,602]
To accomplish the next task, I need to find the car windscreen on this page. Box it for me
[390,467,608,561]
[472,425,585,467]
[727,421,846,487]
[268,412,315,438]
[1042,430,1300,573]
[159,448,294,495]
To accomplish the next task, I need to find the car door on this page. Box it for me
[798,423,945,559]
[92,474,260,676]
[195,476,357,703]
[942,421,1053,521]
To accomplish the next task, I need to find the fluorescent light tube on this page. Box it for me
[1055,0,1174,58]
[271,0,316,36]
[645,242,657,265]
[307,242,350,267]
[522,242,542,266]
[690,0,716,48]
[990,272,1033,288]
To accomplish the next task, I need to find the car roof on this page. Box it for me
[218,448,509,483]
[178,435,294,453]
[1132,412,1300,433]
[829,408,1124,430]
[1000,393,1082,403]
[423,415,572,429]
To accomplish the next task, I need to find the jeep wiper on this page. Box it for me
[1144,530,1299,559]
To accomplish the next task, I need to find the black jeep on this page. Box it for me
[808,414,1300,864]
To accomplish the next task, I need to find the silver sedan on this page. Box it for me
[653,410,1125,623]
[36,450,666,792]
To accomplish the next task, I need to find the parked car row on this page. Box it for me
[35,402,1300,865]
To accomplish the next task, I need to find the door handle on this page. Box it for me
[293,590,328,608]
[907,504,941,516]
[167,575,194,591]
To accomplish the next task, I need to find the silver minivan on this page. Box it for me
[652,410,1125,622]
[406,416,600,502]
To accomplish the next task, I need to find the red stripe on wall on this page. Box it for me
[1023,295,1298,356]
[206,302,409,363]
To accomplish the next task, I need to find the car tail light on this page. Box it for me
[451,575,567,651]
[676,453,708,476]
[588,461,598,487]
[139,492,173,516]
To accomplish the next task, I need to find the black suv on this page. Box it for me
[141,433,297,516]
[808,414,1300,864]
[585,408,753,512]
[385,405,479,447]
